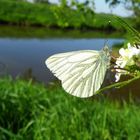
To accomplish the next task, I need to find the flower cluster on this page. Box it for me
[115,43,140,82]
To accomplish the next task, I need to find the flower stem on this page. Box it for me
[96,75,140,94]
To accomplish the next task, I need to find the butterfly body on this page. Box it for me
[46,46,110,98]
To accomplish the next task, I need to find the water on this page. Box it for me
[0,37,123,83]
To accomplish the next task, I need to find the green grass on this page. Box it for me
[0,77,140,140]
[0,0,136,31]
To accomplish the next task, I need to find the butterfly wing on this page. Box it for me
[46,50,110,98]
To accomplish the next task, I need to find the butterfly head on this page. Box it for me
[101,45,111,67]
[102,45,111,57]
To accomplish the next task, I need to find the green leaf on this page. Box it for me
[114,16,140,46]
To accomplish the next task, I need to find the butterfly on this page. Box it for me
[45,46,111,98]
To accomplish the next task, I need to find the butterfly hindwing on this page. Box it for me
[46,49,110,98]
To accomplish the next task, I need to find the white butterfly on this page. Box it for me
[45,46,111,98]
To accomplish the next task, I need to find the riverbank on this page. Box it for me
[0,77,140,139]
[0,25,126,38]
[0,0,135,31]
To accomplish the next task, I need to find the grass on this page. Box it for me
[0,0,136,31]
[0,77,140,140]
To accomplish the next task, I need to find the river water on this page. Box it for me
[0,38,123,82]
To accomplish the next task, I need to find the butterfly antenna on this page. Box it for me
[103,20,112,48]
[104,39,108,47]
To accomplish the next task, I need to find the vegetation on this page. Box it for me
[105,0,140,28]
[0,77,140,139]
[0,25,126,38]
[0,0,135,30]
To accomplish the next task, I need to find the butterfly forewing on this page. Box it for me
[46,49,110,98]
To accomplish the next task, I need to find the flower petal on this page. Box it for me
[115,73,121,82]
[119,48,125,56]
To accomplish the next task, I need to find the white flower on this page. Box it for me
[114,43,140,82]
[114,67,128,82]
[133,44,140,49]
[127,43,140,56]
[116,43,140,68]
[115,70,121,82]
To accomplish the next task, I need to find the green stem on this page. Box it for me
[96,75,140,94]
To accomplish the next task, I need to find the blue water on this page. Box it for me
[0,38,123,83]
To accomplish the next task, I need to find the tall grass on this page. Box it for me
[0,77,140,140]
